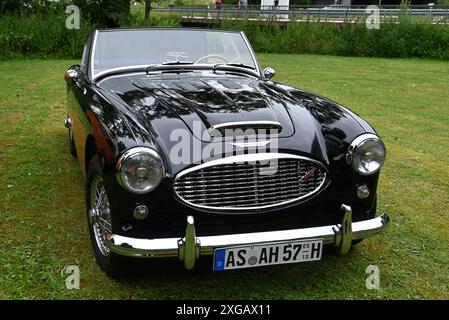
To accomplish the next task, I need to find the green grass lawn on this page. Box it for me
[0,55,448,299]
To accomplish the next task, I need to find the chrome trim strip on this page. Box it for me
[208,120,282,133]
[230,140,271,148]
[348,133,381,152]
[107,213,390,259]
[90,30,99,81]
[94,65,150,81]
[96,72,147,85]
[173,153,328,211]
[240,31,262,77]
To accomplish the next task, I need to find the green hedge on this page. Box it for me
[218,19,449,60]
[1,13,449,60]
[0,14,93,59]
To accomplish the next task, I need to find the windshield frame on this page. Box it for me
[89,28,262,82]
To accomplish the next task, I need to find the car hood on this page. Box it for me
[98,73,367,169]
[128,75,296,140]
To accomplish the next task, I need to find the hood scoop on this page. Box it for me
[118,75,296,142]
[208,121,282,137]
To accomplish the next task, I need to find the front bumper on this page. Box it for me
[107,204,390,269]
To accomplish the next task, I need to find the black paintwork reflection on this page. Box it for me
[101,72,296,142]
[68,70,381,230]
[301,94,346,126]
[279,86,346,126]
[273,83,378,161]
[90,90,140,154]
[66,32,381,232]
[91,72,379,176]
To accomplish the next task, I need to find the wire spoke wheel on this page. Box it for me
[90,175,112,257]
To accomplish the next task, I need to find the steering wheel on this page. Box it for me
[195,54,230,64]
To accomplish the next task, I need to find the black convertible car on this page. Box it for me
[64,28,389,276]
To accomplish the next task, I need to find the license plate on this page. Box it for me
[213,239,323,271]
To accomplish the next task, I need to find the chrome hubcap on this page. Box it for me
[90,175,112,256]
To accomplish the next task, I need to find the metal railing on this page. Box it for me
[152,5,449,24]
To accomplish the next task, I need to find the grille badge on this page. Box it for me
[300,168,317,182]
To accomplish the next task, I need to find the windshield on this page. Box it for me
[92,29,257,78]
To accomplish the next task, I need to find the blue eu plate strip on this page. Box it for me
[213,249,226,271]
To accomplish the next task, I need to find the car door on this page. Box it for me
[67,36,92,176]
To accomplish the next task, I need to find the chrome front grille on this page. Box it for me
[173,154,327,210]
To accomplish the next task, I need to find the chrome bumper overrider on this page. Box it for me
[107,205,390,270]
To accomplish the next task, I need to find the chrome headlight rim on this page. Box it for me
[347,133,386,176]
[116,147,165,194]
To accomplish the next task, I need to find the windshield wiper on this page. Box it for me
[146,61,195,74]
[214,63,256,71]
[225,63,256,70]
[145,61,257,75]
[212,63,257,75]
[161,60,194,66]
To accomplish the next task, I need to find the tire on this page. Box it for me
[86,154,125,277]
[69,129,77,158]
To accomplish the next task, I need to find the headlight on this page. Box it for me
[347,134,386,176]
[116,147,165,194]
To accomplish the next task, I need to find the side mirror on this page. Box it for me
[64,69,78,81]
[263,67,276,79]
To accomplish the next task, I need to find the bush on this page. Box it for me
[217,19,449,60]
[1,10,449,60]
[130,12,182,27]
[0,14,93,59]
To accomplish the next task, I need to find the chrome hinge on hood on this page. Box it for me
[208,120,282,137]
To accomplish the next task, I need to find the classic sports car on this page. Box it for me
[64,28,389,276]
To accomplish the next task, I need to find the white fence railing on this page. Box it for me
[152,5,449,24]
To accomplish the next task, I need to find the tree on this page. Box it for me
[74,0,131,27]
[145,0,151,20]
[0,0,67,15]
[0,0,21,14]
